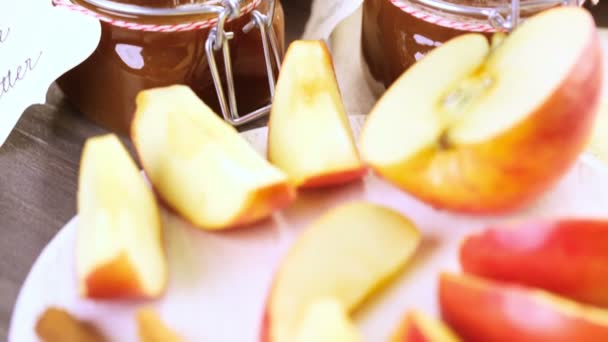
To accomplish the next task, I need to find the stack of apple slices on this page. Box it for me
[439,219,608,341]
[262,202,421,342]
[360,7,603,213]
[76,85,300,299]
[439,273,608,341]
[268,40,367,188]
[460,219,608,307]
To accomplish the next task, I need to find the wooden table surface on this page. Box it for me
[0,2,606,340]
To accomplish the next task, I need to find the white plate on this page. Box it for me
[9,116,608,342]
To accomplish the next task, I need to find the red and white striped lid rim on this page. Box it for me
[390,0,498,32]
[52,0,262,32]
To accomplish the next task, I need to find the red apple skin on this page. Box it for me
[405,324,435,342]
[404,325,429,342]
[460,219,608,308]
[232,183,297,227]
[135,140,296,231]
[392,312,460,342]
[152,182,296,230]
[439,273,608,342]
[299,167,368,189]
[259,307,271,342]
[84,253,146,299]
[396,316,442,342]
[377,27,603,214]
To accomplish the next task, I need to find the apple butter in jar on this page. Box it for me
[54,0,284,135]
[362,0,584,89]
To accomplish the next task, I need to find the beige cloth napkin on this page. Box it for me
[302,0,379,116]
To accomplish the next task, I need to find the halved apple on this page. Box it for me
[131,85,296,230]
[268,40,366,188]
[77,134,167,299]
[360,7,602,213]
[460,219,608,307]
[391,311,460,342]
[294,298,360,342]
[439,273,608,341]
[261,202,421,342]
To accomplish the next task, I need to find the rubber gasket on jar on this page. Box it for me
[52,0,262,32]
[390,0,498,32]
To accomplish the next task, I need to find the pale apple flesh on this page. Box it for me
[137,308,183,342]
[77,134,167,299]
[439,273,608,341]
[460,219,608,308]
[391,311,460,342]
[263,202,421,342]
[588,101,608,164]
[293,298,360,342]
[268,40,366,188]
[360,7,602,213]
[131,85,296,230]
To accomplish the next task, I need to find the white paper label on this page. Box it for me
[0,0,101,147]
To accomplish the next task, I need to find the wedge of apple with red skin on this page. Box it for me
[360,7,603,213]
[261,202,421,342]
[131,85,296,230]
[391,311,460,342]
[77,134,167,299]
[268,40,366,188]
[460,219,608,308]
[439,273,608,341]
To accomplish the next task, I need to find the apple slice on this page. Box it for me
[360,7,602,213]
[460,219,608,307]
[294,298,360,342]
[77,134,167,299]
[137,308,183,342]
[391,311,460,342]
[262,202,421,342]
[439,273,608,341]
[268,40,366,188]
[36,308,106,342]
[131,85,296,230]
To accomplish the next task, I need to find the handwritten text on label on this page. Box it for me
[0,0,101,147]
[0,51,43,100]
[0,27,10,44]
